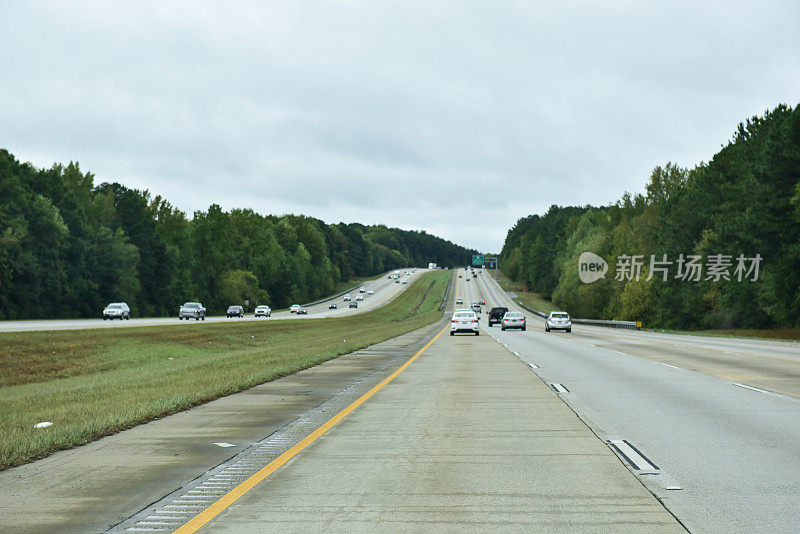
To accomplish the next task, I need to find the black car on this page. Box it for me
[329,303,337,309]
[488,307,509,326]
[296,307,308,315]
[226,305,244,318]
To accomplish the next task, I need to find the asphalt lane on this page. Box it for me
[473,270,800,533]
[187,272,683,533]
[0,269,424,332]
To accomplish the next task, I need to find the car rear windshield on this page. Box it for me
[454,313,474,319]
[551,313,569,318]
[107,304,123,309]
[506,312,523,318]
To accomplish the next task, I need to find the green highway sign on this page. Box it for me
[472,254,484,266]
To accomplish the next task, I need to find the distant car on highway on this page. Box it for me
[329,303,338,309]
[290,304,301,313]
[102,302,130,320]
[456,297,463,304]
[343,294,351,301]
[471,301,481,313]
[545,311,572,333]
[296,306,308,315]
[367,290,374,295]
[501,311,526,331]
[450,309,479,336]
[349,301,358,308]
[179,302,206,321]
[402,278,408,284]
[359,287,366,293]
[254,305,271,317]
[395,279,400,283]
[479,299,485,305]
[226,305,244,318]
[356,294,363,301]
[487,307,508,326]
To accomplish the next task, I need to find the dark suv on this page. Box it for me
[488,307,509,327]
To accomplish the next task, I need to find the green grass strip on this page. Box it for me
[0,270,451,470]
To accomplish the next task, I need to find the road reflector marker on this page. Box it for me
[214,442,236,448]
[666,486,683,490]
[608,439,659,471]
[513,351,520,356]
[549,383,569,394]
[731,382,771,394]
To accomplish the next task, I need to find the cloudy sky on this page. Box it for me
[1,1,798,252]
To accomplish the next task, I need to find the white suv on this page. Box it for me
[450,309,479,336]
[103,302,130,320]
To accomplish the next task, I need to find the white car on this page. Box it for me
[356,294,363,301]
[179,302,206,321]
[103,302,130,320]
[450,309,479,336]
[402,278,408,284]
[367,290,374,295]
[501,311,526,331]
[359,287,366,293]
[545,311,572,333]
[254,305,271,317]
[456,297,463,304]
[343,294,351,301]
[290,304,301,313]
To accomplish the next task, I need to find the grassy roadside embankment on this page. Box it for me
[494,270,800,341]
[0,270,451,470]
[493,270,557,313]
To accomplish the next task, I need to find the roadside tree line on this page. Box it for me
[500,103,800,329]
[0,150,474,319]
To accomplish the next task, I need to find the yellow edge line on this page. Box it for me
[173,323,450,534]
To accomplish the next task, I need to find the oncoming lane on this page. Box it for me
[0,268,426,333]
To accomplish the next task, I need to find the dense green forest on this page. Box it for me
[0,150,474,319]
[501,103,800,329]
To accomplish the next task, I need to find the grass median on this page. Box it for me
[0,270,451,470]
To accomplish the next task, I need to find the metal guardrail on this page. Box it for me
[571,318,640,330]
[512,299,641,330]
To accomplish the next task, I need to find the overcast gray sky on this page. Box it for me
[1,1,798,252]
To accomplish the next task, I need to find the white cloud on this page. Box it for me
[1,0,798,251]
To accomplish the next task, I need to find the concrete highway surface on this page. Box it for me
[470,269,800,533]
[0,269,425,332]
[1,268,798,533]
